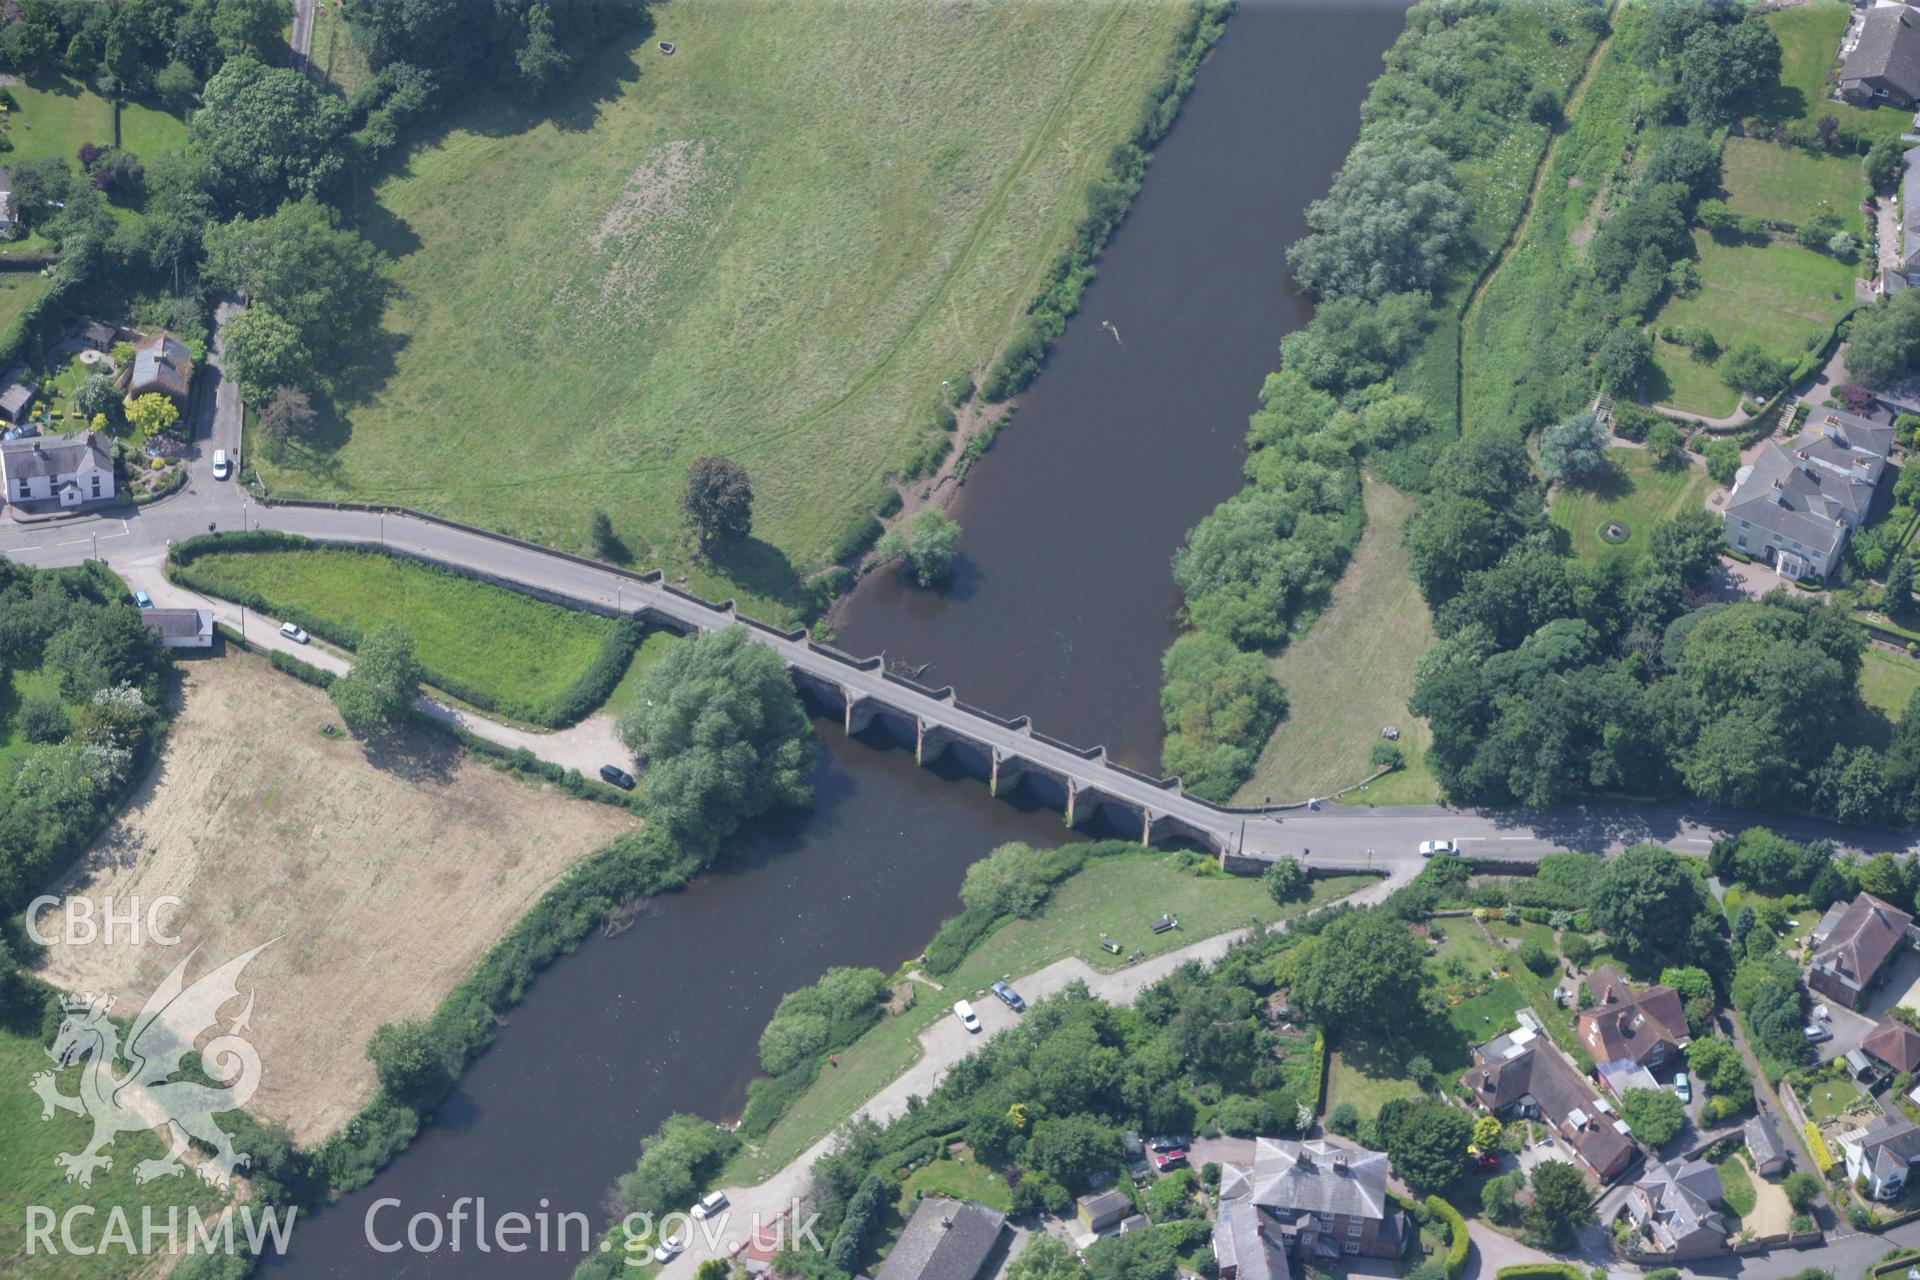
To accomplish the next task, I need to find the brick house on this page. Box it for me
[1578,967,1692,1074]
[1808,892,1915,1011]
[1462,1026,1635,1182]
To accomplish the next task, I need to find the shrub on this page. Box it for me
[1426,1196,1468,1279]
[1329,1101,1360,1137]
[1804,1121,1834,1174]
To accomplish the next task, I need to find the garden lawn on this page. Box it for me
[1716,1152,1757,1218]
[1652,232,1858,373]
[0,659,71,775]
[260,0,1197,617]
[724,860,1373,1183]
[1324,1046,1426,1122]
[0,273,52,338]
[1761,0,1916,146]
[1647,338,1740,419]
[1720,136,1868,233]
[1804,1075,1865,1123]
[1861,646,1920,720]
[181,547,619,712]
[1550,448,1715,566]
[897,1155,1012,1214]
[1237,478,1438,807]
[0,1017,229,1280]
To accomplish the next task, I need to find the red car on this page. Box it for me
[1153,1148,1188,1172]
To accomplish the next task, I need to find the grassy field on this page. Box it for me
[1862,646,1920,720]
[306,2,373,99]
[1761,0,1914,146]
[1648,338,1742,419]
[256,1,1195,615]
[724,860,1373,1183]
[1550,448,1715,565]
[1716,1151,1757,1218]
[0,1017,229,1280]
[182,547,621,711]
[897,1154,1012,1214]
[1233,477,1439,807]
[1653,233,1857,377]
[604,628,681,722]
[1720,136,1868,232]
[1323,1047,1426,1123]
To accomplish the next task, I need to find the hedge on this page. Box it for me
[1494,1266,1584,1280]
[1427,1196,1469,1280]
[1302,1030,1327,1114]
[1805,1120,1835,1174]
[171,532,641,728]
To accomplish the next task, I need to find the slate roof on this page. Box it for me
[1903,148,1920,273]
[1844,1113,1920,1185]
[129,332,190,400]
[0,378,34,418]
[1463,1028,1634,1177]
[142,608,211,640]
[1213,1196,1290,1280]
[1846,6,1920,100]
[1228,1139,1394,1223]
[1630,1157,1727,1253]
[1811,892,1913,993]
[1578,967,1692,1066]
[874,1199,1007,1280]
[1,430,109,480]
[1865,1018,1920,1075]
[1745,1113,1788,1169]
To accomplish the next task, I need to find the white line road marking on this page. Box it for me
[1686,839,1710,844]
[1500,836,1529,841]
[55,537,90,547]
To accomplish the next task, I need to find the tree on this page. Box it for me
[1644,419,1686,466]
[191,57,349,212]
[1482,1171,1524,1226]
[1677,16,1781,125]
[1869,135,1907,193]
[155,61,199,115]
[328,625,422,736]
[1375,1097,1473,1190]
[256,388,318,460]
[366,1019,451,1109]
[1591,844,1714,967]
[1290,910,1427,1035]
[1719,342,1789,398]
[213,0,295,63]
[1009,1237,1088,1280]
[72,374,119,426]
[877,508,962,588]
[588,509,620,560]
[1641,133,1722,203]
[1686,1036,1750,1098]
[961,842,1055,919]
[1540,410,1611,484]
[1026,1114,1123,1191]
[1887,554,1914,615]
[1472,1115,1503,1153]
[1848,291,1920,388]
[1287,141,1464,301]
[1704,436,1742,486]
[1262,855,1308,904]
[680,455,753,553]
[1594,325,1653,397]
[124,393,178,439]
[1783,1170,1823,1213]
[1159,631,1287,802]
[1620,1087,1687,1148]
[203,199,386,381]
[220,305,308,399]
[18,695,68,744]
[1525,1160,1594,1248]
[1648,509,1727,587]
[613,625,813,852]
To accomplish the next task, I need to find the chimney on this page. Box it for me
[1332,1153,1348,1174]
[939,1217,952,1230]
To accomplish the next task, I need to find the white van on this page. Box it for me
[954,1000,981,1033]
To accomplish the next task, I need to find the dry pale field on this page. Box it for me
[37,653,638,1143]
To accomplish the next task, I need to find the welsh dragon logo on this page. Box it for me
[30,941,273,1189]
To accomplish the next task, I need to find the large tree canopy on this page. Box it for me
[1590,844,1717,968]
[1290,910,1427,1035]
[614,626,814,852]
[191,57,350,213]
[1287,141,1465,301]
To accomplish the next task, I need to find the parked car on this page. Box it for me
[1418,839,1456,857]
[691,1191,728,1221]
[1152,1148,1188,1172]
[599,763,636,790]
[990,981,1025,1012]
[954,999,980,1033]
[279,621,308,644]
[134,590,153,609]
[1805,1024,1833,1045]
[653,1235,684,1263]
[1147,1135,1189,1153]
[1673,1072,1691,1104]
[212,449,231,480]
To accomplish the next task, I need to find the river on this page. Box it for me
[261,2,1404,1274]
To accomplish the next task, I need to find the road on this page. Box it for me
[289,0,316,71]
[5,310,1920,871]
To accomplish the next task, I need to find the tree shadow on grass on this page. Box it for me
[1581,462,1636,504]
[354,721,462,787]
[705,535,803,607]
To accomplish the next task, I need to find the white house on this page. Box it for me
[1722,409,1894,579]
[0,430,114,508]
[142,608,214,649]
[1840,1114,1920,1200]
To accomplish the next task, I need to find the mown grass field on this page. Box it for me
[724,859,1372,1183]
[1760,0,1913,146]
[258,1,1195,615]
[1648,337,1741,419]
[1862,646,1920,720]
[1550,448,1714,565]
[0,1017,228,1280]
[1652,232,1855,379]
[1720,136,1867,232]
[1230,477,1439,807]
[182,547,619,709]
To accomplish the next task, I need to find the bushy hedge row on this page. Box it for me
[171,531,641,728]
[827,1174,887,1273]
[1495,1267,1585,1280]
[1427,1196,1469,1280]
[980,0,1231,401]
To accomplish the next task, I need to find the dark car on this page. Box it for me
[990,981,1025,1012]
[1148,1135,1189,1153]
[1152,1148,1188,1172]
[599,764,636,790]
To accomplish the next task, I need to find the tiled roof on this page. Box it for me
[1846,6,1920,99]
[142,608,211,639]
[1812,892,1913,992]
[129,332,190,400]
[1463,1031,1633,1176]
[1865,1018,1920,1075]
[1578,968,1691,1066]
